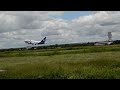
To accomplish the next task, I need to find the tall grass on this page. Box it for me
[0,51,120,79]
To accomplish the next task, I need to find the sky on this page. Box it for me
[0,11,120,49]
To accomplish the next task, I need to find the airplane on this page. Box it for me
[24,37,46,45]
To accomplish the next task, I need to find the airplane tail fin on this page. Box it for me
[38,37,46,44]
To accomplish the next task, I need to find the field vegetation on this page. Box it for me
[0,45,120,79]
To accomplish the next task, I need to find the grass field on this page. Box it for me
[0,45,120,79]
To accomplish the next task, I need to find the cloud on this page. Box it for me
[0,11,120,49]
[0,11,64,33]
[71,11,120,41]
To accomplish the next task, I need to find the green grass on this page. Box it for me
[0,45,120,79]
[1,45,120,57]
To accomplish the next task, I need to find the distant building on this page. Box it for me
[108,32,112,41]
[94,41,112,46]
[94,32,113,46]
[94,43,106,46]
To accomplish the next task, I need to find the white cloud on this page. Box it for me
[71,11,120,42]
[0,11,120,49]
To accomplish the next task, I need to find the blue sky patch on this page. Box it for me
[62,11,92,20]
